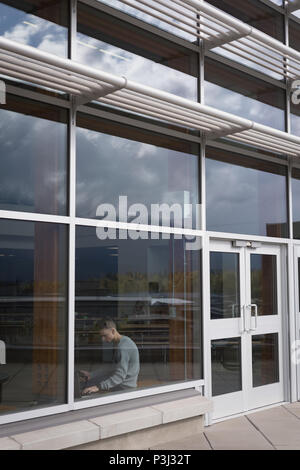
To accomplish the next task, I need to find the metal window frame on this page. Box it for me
[0,207,206,425]
[0,0,300,425]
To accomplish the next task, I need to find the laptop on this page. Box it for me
[74,371,88,399]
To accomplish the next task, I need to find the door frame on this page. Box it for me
[203,235,290,424]
[293,243,300,401]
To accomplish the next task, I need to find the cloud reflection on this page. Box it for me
[76,126,198,224]
[97,0,195,42]
[291,113,300,136]
[0,107,67,215]
[0,3,67,57]
[206,157,287,236]
[76,32,197,101]
[205,81,285,130]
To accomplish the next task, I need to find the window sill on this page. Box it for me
[0,392,212,450]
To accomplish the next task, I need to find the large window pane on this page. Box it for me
[205,58,286,130]
[206,147,288,237]
[0,0,69,57]
[0,219,68,415]
[0,94,68,216]
[206,1,284,78]
[289,19,300,52]
[94,0,196,42]
[206,0,284,40]
[74,227,202,400]
[76,113,200,228]
[291,115,300,137]
[77,2,198,101]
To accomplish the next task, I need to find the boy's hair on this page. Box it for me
[98,318,117,330]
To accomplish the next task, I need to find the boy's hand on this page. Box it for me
[82,386,99,395]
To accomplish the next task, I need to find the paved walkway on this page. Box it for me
[150,403,300,450]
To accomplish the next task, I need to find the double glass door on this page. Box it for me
[294,244,300,401]
[209,240,284,420]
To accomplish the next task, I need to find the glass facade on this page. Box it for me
[0,0,299,424]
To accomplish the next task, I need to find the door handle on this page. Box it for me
[248,304,258,332]
[240,305,251,334]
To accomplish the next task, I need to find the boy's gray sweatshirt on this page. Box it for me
[96,336,140,391]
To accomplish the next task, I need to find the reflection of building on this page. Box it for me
[1,0,300,451]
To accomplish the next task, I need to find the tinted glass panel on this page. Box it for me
[0,95,68,215]
[77,2,198,101]
[206,0,284,40]
[210,252,240,320]
[0,0,69,57]
[95,0,196,41]
[289,19,300,52]
[76,113,200,227]
[211,337,242,396]
[205,58,285,130]
[75,227,202,400]
[251,254,278,316]
[252,333,279,387]
[298,259,300,309]
[292,167,300,238]
[291,114,300,137]
[290,2,300,18]
[269,0,283,5]
[291,99,300,137]
[206,147,288,237]
[206,1,284,78]
[0,219,68,415]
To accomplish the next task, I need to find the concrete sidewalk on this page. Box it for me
[150,403,300,450]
